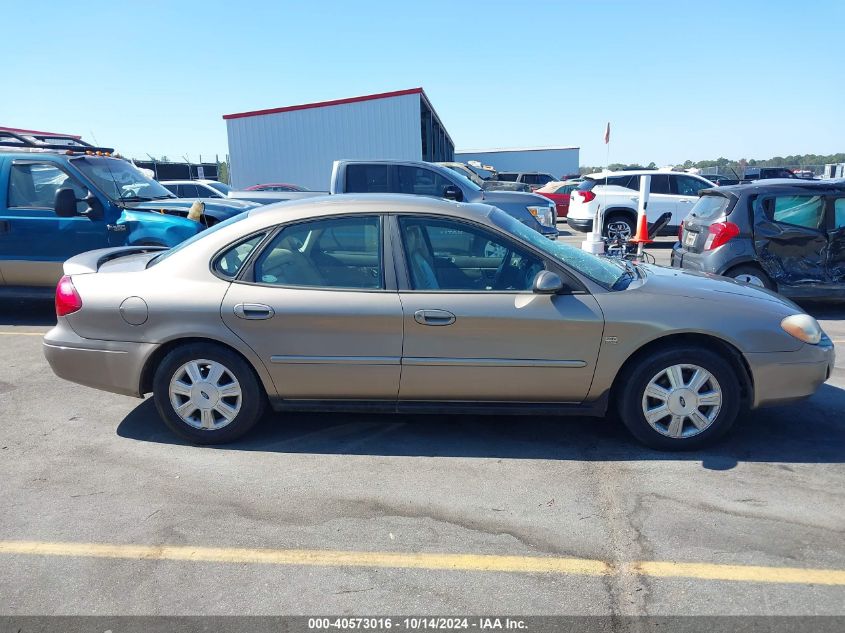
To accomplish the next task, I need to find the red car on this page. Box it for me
[245,183,308,192]
[534,180,580,219]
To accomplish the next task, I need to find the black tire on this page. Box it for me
[603,213,636,240]
[152,343,267,444]
[725,265,776,291]
[617,346,740,451]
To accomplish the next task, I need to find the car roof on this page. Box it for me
[160,179,219,185]
[585,169,707,179]
[712,179,845,194]
[248,193,495,223]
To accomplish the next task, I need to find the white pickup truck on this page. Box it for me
[567,170,715,240]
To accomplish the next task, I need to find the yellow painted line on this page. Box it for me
[632,560,845,586]
[0,331,45,336]
[0,541,607,576]
[2,540,845,586]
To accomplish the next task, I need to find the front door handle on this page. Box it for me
[234,303,275,320]
[414,309,456,326]
[0,220,9,233]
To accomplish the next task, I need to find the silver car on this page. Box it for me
[43,194,835,450]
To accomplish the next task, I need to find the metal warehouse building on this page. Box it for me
[455,146,580,180]
[224,88,454,190]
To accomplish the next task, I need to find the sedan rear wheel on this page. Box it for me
[153,343,266,444]
[618,347,740,450]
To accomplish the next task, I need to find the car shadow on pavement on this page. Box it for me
[117,383,845,469]
[0,299,56,326]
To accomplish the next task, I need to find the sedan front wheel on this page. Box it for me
[618,347,741,450]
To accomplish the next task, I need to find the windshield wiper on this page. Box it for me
[151,194,177,199]
[119,195,154,202]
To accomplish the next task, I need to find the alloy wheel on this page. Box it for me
[606,220,632,241]
[641,364,722,438]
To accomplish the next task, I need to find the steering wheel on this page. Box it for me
[491,250,514,290]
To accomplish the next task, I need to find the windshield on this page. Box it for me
[146,211,250,267]
[207,182,232,195]
[72,157,175,202]
[490,209,627,289]
[438,166,482,192]
[445,165,484,187]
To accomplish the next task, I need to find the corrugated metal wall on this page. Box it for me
[227,94,423,190]
[455,148,580,179]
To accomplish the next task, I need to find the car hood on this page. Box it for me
[127,198,256,220]
[480,190,553,205]
[636,263,801,311]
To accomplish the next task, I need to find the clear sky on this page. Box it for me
[1,0,842,167]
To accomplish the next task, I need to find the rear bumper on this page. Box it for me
[567,217,593,233]
[43,321,157,398]
[746,336,835,408]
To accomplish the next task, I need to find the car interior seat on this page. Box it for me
[404,225,439,290]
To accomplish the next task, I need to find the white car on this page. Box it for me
[161,179,232,199]
[567,170,715,240]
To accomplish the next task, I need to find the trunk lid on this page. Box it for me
[63,246,166,276]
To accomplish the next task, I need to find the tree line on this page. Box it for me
[580,153,845,176]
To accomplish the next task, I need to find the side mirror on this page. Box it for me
[443,185,463,202]
[54,189,103,220]
[532,270,564,295]
[54,188,78,217]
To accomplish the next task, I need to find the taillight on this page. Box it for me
[704,221,740,251]
[577,190,596,203]
[56,275,82,317]
[678,221,684,242]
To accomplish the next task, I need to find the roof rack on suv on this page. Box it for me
[0,131,115,154]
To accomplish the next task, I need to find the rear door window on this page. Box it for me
[673,175,708,196]
[769,195,825,230]
[649,175,671,194]
[345,165,390,193]
[254,216,382,289]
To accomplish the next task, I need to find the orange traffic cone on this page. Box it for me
[629,213,652,244]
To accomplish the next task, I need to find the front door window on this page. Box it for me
[398,217,544,291]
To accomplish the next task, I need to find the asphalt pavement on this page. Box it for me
[0,230,843,616]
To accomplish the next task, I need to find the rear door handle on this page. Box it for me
[414,309,456,326]
[234,303,275,320]
[0,221,9,233]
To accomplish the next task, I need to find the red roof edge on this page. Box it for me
[0,126,82,139]
[223,88,425,120]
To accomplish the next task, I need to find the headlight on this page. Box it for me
[527,205,553,227]
[781,314,822,345]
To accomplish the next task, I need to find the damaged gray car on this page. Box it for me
[672,180,845,301]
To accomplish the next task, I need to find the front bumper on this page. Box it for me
[745,335,835,408]
[567,217,593,233]
[43,320,158,398]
